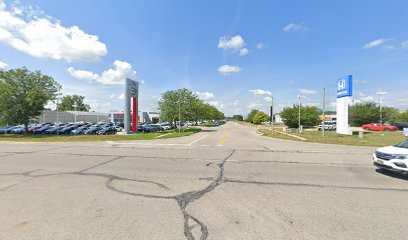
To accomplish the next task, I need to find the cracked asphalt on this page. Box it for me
[1,122,408,240]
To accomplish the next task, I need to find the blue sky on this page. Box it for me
[1,0,407,116]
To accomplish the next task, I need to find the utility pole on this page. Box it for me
[271,96,274,134]
[322,88,326,137]
[297,95,301,132]
[178,97,181,134]
[376,92,387,123]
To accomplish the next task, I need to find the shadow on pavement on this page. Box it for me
[375,168,408,181]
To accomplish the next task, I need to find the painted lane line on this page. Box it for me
[189,134,208,146]
[154,132,174,139]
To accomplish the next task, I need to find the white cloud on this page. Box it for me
[110,93,125,101]
[283,23,309,32]
[239,48,249,56]
[217,65,241,75]
[249,89,272,96]
[247,103,262,109]
[196,92,214,100]
[299,89,317,95]
[0,1,107,62]
[0,60,8,69]
[256,43,266,49]
[218,35,245,50]
[363,39,388,49]
[68,60,138,85]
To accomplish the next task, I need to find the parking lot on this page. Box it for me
[1,121,408,240]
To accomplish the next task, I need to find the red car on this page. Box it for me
[361,123,398,131]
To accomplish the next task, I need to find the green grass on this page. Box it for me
[259,128,406,147]
[0,128,202,142]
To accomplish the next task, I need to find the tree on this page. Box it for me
[158,88,224,128]
[246,109,259,123]
[349,102,379,126]
[397,110,408,122]
[57,95,90,111]
[232,115,244,121]
[280,105,320,128]
[0,68,61,130]
[252,111,269,125]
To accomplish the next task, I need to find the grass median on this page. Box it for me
[259,128,406,147]
[0,128,202,142]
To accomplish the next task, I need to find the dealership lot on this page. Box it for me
[1,122,408,240]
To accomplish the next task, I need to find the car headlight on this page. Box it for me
[393,154,408,160]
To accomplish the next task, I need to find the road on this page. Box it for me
[1,122,407,240]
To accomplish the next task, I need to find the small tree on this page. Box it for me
[397,110,408,122]
[246,109,259,123]
[280,105,320,128]
[0,68,60,130]
[58,95,90,111]
[252,111,269,125]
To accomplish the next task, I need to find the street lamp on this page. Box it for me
[376,91,387,123]
[256,92,274,133]
[297,95,306,132]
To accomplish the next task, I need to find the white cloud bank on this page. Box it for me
[0,1,107,61]
[283,23,309,32]
[196,92,214,100]
[217,65,241,75]
[68,60,138,85]
[239,48,249,56]
[249,89,272,96]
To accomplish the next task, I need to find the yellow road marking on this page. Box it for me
[218,132,229,146]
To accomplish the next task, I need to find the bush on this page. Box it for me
[246,109,259,123]
[349,102,399,126]
[252,111,269,125]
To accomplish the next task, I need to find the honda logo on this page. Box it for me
[338,79,346,91]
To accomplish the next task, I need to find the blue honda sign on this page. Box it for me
[337,75,353,98]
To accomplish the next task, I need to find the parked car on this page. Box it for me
[0,126,23,134]
[373,139,408,174]
[159,123,171,130]
[58,125,78,134]
[83,126,102,135]
[97,127,117,135]
[10,126,26,134]
[317,121,337,131]
[33,125,54,134]
[391,122,408,131]
[44,126,66,134]
[361,123,398,131]
[71,126,89,135]
[143,124,161,133]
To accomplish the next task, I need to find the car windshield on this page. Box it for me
[395,140,408,149]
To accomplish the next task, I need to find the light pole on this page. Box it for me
[297,95,305,132]
[256,92,274,133]
[376,91,387,123]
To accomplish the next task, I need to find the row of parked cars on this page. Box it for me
[0,121,182,135]
[0,122,122,135]
[362,122,408,131]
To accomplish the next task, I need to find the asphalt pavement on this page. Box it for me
[1,122,407,240]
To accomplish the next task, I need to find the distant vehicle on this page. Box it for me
[44,126,65,134]
[362,123,398,131]
[143,124,161,133]
[160,124,171,130]
[317,121,337,131]
[10,126,26,134]
[391,122,408,131]
[33,125,53,134]
[373,139,408,174]
[58,125,78,134]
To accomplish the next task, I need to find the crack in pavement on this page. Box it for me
[0,150,237,240]
[226,159,371,167]
[224,178,408,192]
[256,145,372,155]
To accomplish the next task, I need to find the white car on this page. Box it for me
[373,139,408,174]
